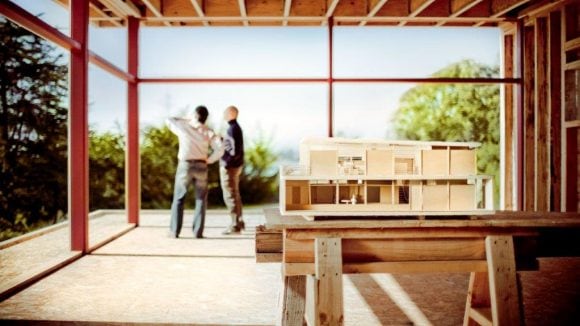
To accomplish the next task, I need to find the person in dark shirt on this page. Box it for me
[220,106,245,234]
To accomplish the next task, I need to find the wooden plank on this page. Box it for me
[264,208,580,230]
[284,228,537,240]
[535,17,550,212]
[523,25,536,211]
[504,33,515,210]
[247,0,284,16]
[283,238,487,263]
[256,230,283,253]
[366,150,393,176]
[277,275,306,326]
[549,11,562,211]
[565,127,578,211]
[285,260,488,276]
[485,236,521,326]
[469,308,493,326]
[564,60,580,70]
[463,272,491,326]
[305,238,344,326]
[564,36,580,51]
[256,252,283,263]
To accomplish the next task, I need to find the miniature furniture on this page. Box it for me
[256,208,580,326]
[280,138,494,217]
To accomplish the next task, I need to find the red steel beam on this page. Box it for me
[69,0,89,252]
[89,51,136,83]
[0,0,80,51]
[126,16,140,225]
[139,78,328,83]
[139,77,520,84]
[328,16,334,138]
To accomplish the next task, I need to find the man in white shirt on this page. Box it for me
[166,106,223,238]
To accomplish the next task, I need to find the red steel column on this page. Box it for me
[127,17,140,225]
[69,0,89,252]
[328,17,334,137]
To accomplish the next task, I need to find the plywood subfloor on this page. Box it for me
[1,209,579,325]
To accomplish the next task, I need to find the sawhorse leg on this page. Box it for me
[305,238,344,326]
[464,235,522,326]
[278,275,307,326]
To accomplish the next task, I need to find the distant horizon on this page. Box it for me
[9,0,501,152]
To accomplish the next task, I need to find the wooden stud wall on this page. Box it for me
[517,0,579,212]
[549,11,562,212]
[503,33,515,210]
[535,17,549,212]
[523,25,535,212]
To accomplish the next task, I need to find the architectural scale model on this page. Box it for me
[280,137,494,216]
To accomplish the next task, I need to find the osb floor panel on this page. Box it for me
[1,210,579,325]
[0,213,131,286]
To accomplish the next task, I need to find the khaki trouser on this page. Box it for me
[220,165,243,225]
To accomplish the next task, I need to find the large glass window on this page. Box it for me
[334,27,500,78]
[140,27,327,77]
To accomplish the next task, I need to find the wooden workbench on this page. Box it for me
[256,208,580,326]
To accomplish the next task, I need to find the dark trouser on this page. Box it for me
[170,160,208,238]
[220,165,243,226]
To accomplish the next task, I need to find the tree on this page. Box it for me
[0,18,68,240]
[89,130,125,210]
[393,59,500,203]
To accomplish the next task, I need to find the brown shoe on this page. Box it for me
[222,225,241,235]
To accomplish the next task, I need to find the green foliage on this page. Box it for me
[239,130,279,204]
[0,18,68,240]
[140,125,179,209]
[139,124,279,208]
[89,131,125,210]
[393,59,500,204]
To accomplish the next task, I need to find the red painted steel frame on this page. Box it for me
[0,1,80,51]
[127,17,140,225]
[328,17,334,138]
[69,0,90,252]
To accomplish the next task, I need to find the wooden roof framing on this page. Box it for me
[52,0,538,27]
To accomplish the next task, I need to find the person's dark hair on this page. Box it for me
[195,105,209,123]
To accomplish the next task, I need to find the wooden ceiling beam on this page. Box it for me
[360,0,390,26]
[188,0,209,26]
[100,0,141,17]
[283,0,292,26]
[399,0,438,26]
[238,0,249,26]
[142,0,172,26]
[320,0,341,25]
[436,0,484,26]
[473,0,530,26]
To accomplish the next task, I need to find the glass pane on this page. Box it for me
[335,82,500,206]
[89,25,127,71]
[138,83,327,208]
[0,17,71,281]
[334,27,501,78]
[140,27,327,78]
[10,0,70,36]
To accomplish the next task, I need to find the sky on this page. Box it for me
[9,0,501,153]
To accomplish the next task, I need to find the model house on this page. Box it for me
[280,137,494,216]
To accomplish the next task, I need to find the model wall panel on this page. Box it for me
[367,150,393,176]
[310,150,338,175]
[450,184,476,210]
[450,149,476,175]
[423,185,449,211]
[422,150,448,175]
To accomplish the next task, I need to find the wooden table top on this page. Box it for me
[264,208,580,230]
